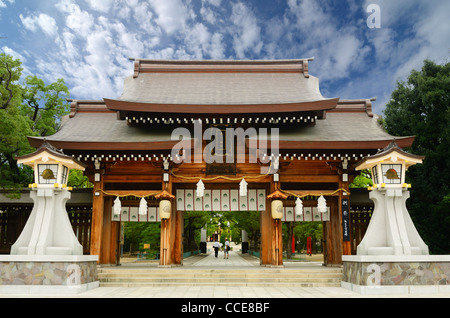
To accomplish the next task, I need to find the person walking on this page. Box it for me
[213,240,220,258]
[224,238,230,259]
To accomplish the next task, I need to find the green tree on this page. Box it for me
[383,59,450,254]
[350,169,373,188]
[183,211,210,251]
[232,211,260,250]
[293,222,323,254]
[0,53,35,191]
[21,75,70,136]
[0,53,71,192]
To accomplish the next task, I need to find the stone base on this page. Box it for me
[0,255,99,295]
[342,255,450,294]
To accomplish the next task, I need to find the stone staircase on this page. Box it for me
[98,266,342,287]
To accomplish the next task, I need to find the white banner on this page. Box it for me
[176,189,266,211]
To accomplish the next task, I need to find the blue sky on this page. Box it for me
[0,0,449,115]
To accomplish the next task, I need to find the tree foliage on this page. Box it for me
[0,53,71,193]
[383,59,450,254]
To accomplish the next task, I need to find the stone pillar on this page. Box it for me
[357,188,429,255]
[11,188,83,256]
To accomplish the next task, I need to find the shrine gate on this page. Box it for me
[27,59,414,266]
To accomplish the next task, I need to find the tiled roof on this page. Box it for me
[29,106,413,151]
[116,71,331,106]
[27,59,414,152]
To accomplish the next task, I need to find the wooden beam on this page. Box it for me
[99,190,162,197]
[103,174,163,183]
[281,190,343,197]
[280,175,339,183]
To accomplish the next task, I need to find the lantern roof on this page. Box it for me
[16,140,87,171]
[355,140,424,171]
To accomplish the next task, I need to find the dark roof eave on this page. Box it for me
[103,98,339,115]
[248,137,416,151]
[27,137,194,152]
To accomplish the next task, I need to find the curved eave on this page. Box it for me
[16,145,87,169]
[250,137,415,151]
[103,98,339,115]
[28,137,194,152]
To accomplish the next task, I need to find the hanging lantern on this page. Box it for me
[113,197,122,216]
[159,200,172,219]
[317,195,327,213]
[271,200,283,219]
[196,179,205,197]
[139,197,148,216]
[295,197,303,217]
[155,190,175,219]
[239,178,248,197]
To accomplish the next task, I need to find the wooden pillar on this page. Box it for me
[173,208,183,265]
[90,179,104,263]
[159,178,182,267]
[160,219,169,266]
[99,196,118,264]
[324,196,344,265]
[260,182,282,266]
[340,180,352,256]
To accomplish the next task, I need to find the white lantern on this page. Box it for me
[239,178,248,197]
[16,141,85,189]
[355,141,424,189]
[317,195,327,213]
[159,200,172,219]
[139,197,148,215]
[196,179,205,197]
[295,197,303,217]
[113,197,122,216]
[271,200,283,219]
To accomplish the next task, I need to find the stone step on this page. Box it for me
[98,267,342,287]
[99,281,341,287]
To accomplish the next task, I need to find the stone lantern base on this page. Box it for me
[342,255,450,295]
[0,254,99,295]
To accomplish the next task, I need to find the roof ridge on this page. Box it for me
[128,58,315,64]
[131,58,315,78]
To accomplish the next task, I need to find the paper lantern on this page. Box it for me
[239,178,248,197]
[139,197,148,216]
[113,197,122,216]
[159,200,172,219]
[317,195,327,213]
[295,197,303,217]
[271,200,283,219]
[196,179,205,197]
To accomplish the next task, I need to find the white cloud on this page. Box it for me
[0,0,13,8]
[149,0,191,35]
[1,45,26,62]
[84,0,114,13]
[55,0,94,37]
[5,0,447,113]
[230,2,263,59]
[19,13,58,38]
[285,0,370,81]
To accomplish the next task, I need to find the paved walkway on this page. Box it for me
[183,249,260,267]
[1,251,450,299]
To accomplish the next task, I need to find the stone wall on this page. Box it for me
[0,261,97,286]
[343,261,450,286]
[342,255,450,294]
[0,255,98,294]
